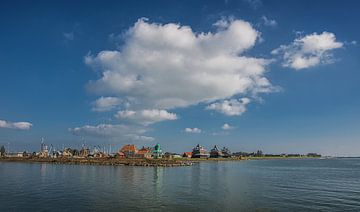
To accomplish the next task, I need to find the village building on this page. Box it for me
[152,143,164,159]
[221,147,231,158]
[39,141,49,158]
[182,152,192,158]
[164,152,182,159]
[93,152,108,158]
[210,145,223,158]
[136,146,152,158]
[79,148,90,158]
[62,148,73,157]
[5,152,25,158]
[116,151,126,159]
[119,144,138,158]
[192,144,209,158]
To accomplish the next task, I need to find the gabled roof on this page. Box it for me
[120,144,138,152]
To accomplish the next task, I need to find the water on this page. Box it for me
[1,158,360,211]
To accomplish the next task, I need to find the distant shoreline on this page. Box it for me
[0,156,324,167]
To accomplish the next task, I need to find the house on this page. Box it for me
[152,143,164,159]
[79,148,90,158]
[221,147,231,158]
[192,144,209,158]
[117,151,126,159]
[164,152,182,159]
[136,146,152,158]
[6,152,24,158]
[63,148,73,157]
[93,152,108,158]
[119,144,138,158]
[182,152,192,158]
[210,145,223,158]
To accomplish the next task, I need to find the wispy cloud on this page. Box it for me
[91,96,122,112]
[63,32,74,41]
[0,119,32,130]
[184,127,202,134]
[261,16,277,27]
[242,0,262,9]
[69,124,154,142]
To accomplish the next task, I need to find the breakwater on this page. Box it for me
[0,157,194,167]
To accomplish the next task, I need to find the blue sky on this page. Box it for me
[0,0,359,156]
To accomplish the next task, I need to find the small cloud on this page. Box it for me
[206,98,251,116]
[222,123,234,130]
[0,119,32,130]
[69,124,154,142]
[261,16,277,27]
[184,127,202,134]
[272,31,343,70]
[115,109,177,126]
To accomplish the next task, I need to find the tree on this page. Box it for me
[0,145,5,157]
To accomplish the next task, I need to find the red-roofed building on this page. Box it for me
[136,146,152,158]
[182,152,192,158]
[119,144,138,158]
[117,151,126,159]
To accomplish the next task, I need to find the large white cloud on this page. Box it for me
[0,119,32,130]
[69,124,154,142]
[115,109,177,125]
[272,32,343,70]
[206,98,250,116]
[85,18,274,113]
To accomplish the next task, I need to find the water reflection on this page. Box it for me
[153,166,164,193]
[1,159,360,211]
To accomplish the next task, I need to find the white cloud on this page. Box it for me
[184,127,202,133]
[115,109,177,126]
[206,98,251,116]
[85,18,274,115]
[0,119,32,130]
[261,16,277,27]
[69,124,154,142]
[92,96,122,112]
[222,123,234,130]
[272,32,343,70]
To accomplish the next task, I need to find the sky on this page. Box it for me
[0,0,359,156]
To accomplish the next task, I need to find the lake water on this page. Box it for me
[1,158,360,211]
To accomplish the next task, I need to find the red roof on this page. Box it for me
[183,152,192,157]
[138,146,151,154]
[120,144,138,153]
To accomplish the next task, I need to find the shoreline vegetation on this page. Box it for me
[0,156,322,167]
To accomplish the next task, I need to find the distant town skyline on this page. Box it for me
[0,0,359,156]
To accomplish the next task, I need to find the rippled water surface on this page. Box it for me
[1,158,360,211]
